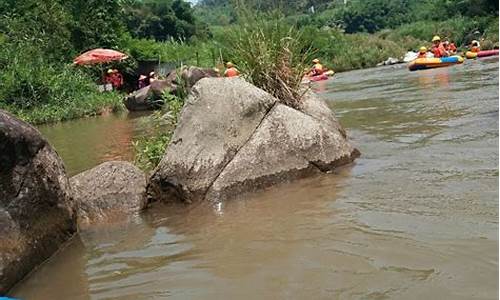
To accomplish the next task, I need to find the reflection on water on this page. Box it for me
[13,59,498,299]
[37,111,150,175]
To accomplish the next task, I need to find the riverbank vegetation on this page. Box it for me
[0,0,498,125]
[133,90,185,171]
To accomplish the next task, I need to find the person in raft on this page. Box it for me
[224,62,240,77]
[444,38,457,55]
[417,46,428,58]
[431,36,449,58]
[470,40,481,52]
[310,58,324,76]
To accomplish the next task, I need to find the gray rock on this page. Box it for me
[0,110,75,294]
[124,80,171,111]
[147,78,359,204]
[70,161,147,227]
[206,103,359,201]
[148,77,277,203]
[124,67,220,112]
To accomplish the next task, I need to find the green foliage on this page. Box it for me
[339,0,412,33]
[124,0,204,41]
[220,12,313,108]
[120,35,220,68]
[69,0,126,51]
[299,26,406,72]
[385,16,499,47]
[0,0,74,61]
[133,88,185,171]
[0,54,123,124]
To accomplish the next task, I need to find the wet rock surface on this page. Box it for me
[0,110,75,294]
[71,161,147,227]
[148,78,359,204]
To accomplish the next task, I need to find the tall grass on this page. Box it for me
[220,13,313,108]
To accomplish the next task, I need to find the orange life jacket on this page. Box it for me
[432,43,447,58]
[224,67,239,77]
[449,43,457,52]
[471,46,480,53]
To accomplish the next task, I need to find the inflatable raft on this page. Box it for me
[465,49,499,59]
[408,56,464,71]
[308,70,335,82]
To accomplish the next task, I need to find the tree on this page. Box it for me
[124,0,198,41]
[69,0,126,51]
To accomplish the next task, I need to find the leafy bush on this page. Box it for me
[0,45,122,124]
[123,0,200,41]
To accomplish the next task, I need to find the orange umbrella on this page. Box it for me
[73,48,128,65]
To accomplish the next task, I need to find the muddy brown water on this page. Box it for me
[12,58,498,299]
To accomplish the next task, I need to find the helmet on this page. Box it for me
[471,40,479,45]
[107,69,114,74]
[432,36,441,42]
[139,75,147,80]
[419,46,427,53]
[226,62,234,68]
[312,58,320,63]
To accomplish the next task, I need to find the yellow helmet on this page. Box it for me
[312,58,320,64]
[226,62,234,68]
[107,69,114,74]
[419,46,427,53]
[432,35,441,42]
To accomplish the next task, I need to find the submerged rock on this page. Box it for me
[70,161,147,227]
[0,110,76,293]
[147,77,359,204]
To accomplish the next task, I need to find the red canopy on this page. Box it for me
[73,48,128,65]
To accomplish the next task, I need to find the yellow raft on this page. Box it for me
[408,56,464,71]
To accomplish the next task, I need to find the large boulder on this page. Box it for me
[148,77,277,203]
[0,110,76,294]
[147,78,360,204]
[70,161,147,227]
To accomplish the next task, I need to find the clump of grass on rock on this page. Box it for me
[222,10,313,109]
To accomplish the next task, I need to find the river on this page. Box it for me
[12,58,498,299]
